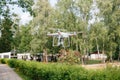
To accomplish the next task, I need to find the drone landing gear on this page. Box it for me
[52,36,70,48]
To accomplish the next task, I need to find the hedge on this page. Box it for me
[1,59,120,80]
[0,58,9,64]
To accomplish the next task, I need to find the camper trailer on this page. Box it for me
[0,52,17,59]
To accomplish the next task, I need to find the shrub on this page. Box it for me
[0,58,8,64]
[5,59,120,80]
[0,59,6,64]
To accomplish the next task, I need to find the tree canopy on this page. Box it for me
[0,0,120,60]
[0,0,34,52]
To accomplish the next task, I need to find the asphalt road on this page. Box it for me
[0,64,22,80]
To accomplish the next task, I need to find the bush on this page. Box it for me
[0,58,8,64]
[5,59,120,80]
[7,59,87,80]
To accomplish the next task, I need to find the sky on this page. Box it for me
[10,0,97,26]
[49,0,57,7]
[9,0,57,25]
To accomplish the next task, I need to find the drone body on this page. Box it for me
[47,29,78,47]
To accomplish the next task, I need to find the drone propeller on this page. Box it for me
[49,28,67,32]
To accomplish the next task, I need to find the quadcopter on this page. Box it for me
[47,29,82,48]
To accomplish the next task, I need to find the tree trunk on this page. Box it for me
[76,43,78,51]
[96,38,100,59]
[110,51,113,62]
[81,56,84,65]
[43,49,48,62]
[102,43,105,63]
[79,44,84,64]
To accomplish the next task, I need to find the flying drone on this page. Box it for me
[47,29,82,48]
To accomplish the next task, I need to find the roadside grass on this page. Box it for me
[15,69,32,80]
[86,60,102,64]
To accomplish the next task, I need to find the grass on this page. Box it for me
[15,69,32,80]
[86,60,102,64]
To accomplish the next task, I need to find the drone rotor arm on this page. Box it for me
[68,32,77,36]
[47,33,58,36]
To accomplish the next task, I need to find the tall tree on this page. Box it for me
[18,25,32,52]
[89,22,108,58]
[0,0,34,52]
[97,0,120,60]
[52,0,93,64]
[0,18,13,52]
[30,0,53,54]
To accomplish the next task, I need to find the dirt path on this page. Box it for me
[82,62,120,69]
[0,64,22,80]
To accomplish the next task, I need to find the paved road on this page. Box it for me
[0,64,22,80]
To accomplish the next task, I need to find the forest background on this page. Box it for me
[0,0,120,60]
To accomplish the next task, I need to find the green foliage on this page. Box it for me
[0,58,9,64]
[18,26,32,52]
[29,0,52,54]
[15,70,32,80]
[17,0,34,15]
[0,0,34,19]
[0,59,6,64]
[0,0,34,53]
[0,18,13,52]
[97,0,120,60]
[7,59,87,80]
[86,60,101,64]
[1,0,120,62]
[2,59,120,80]
[58,50,80,64]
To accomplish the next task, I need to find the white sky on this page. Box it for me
[9,0,97,26]
[9,0,57,25]
[9,5,32,25]
[49,0,57,7]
